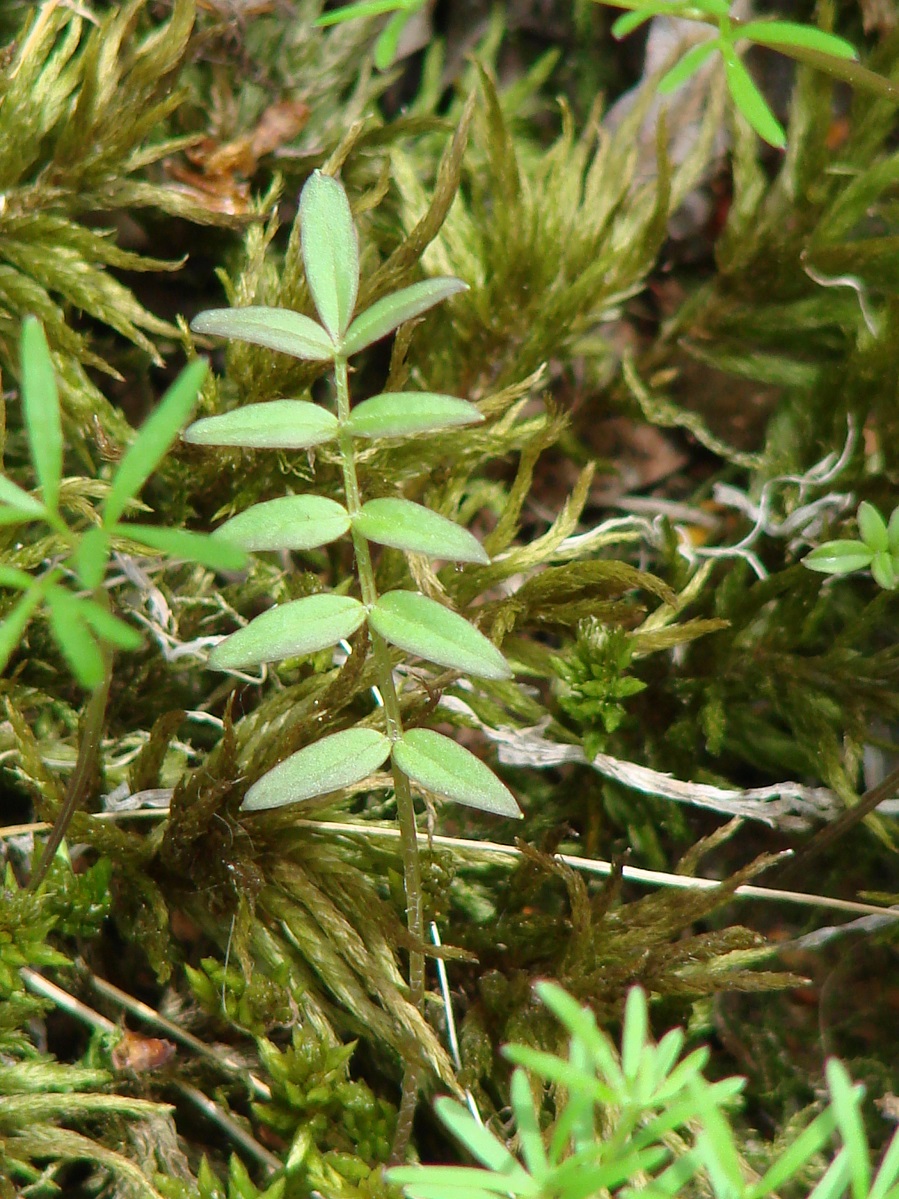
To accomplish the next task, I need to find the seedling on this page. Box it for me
[0,319,245,886]
[184,169,521,1151]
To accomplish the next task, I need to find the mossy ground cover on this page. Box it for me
[2,1,899,1195]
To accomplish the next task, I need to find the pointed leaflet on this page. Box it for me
[803,541,874,575]
[191,307,334,362]
[242,728,391,811]
[214,495,350,552]
[209,594,365,670]
[392,728,520,817]
[721,44,785,148]
[0,586,47,675]
[342,279,468,357]
[346,392,484,439]
[123,525,247,572]
[183,400,338,450]
[46,589,105,690]
[355,498,489,563]
[369,590,510,680]
[857,501,888,552]
[300,171,359,342]
[736,21,857,59]
[20,318,62,513]
[104,359,208,526]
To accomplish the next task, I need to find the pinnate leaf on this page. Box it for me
[346,392,484,439]
[215,495,350,552]
[183,400,338,450]
[191,307,334,361]
[342,279,467,357]
[209,594,365,670]
[242,728,391,811]
[392,728,521,817]
[105,359,208,526]
[354,498,489,564]
[369,590,510,680]
[300,171,359,341]
[20,318,62,513]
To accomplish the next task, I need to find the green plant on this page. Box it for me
[0,317,245,885]
[596,0,897,148]
[315,0,428,69]
[390,982,899,1199]
[803,501,899,591]
[183,168,521,1149]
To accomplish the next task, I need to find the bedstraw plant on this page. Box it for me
[183,168,521,1152]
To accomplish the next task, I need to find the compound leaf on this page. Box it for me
[209,594,366,670]
[242,728,391,811]
[392,728,520,817]
[355,498,489,563]
[369,590,511,680]
[183,400,338,450]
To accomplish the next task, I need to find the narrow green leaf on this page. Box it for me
[510,1069,548,1180]
[369,590,511,680]
[0,587,46,674]
[342,279,468,357]
[736,20,858,60]
[803,541,874,575]
[183,400,338,450]
[825,1060,869,1199]
[300,171,359,341]
[0,565,38,591]
[871,551,897,590]
[374,8,411,68]
[658,40,719,94]
[748,1109,838,1199]
[722,45,786,147]
[621,987,649,1080]
[123,524,247,572]
[355,498,489,564]
[242,728,391,811]
[868,1128,899,1199]
[346,392,484,439]
[73,526,110,590]
[209,594,366,670]
[888,507,899,555]
[20,318,62,513]
[392,728,521,817]
[191,307,334,361]
[433,1098,530,1176]
[857,501,889,551]
[215,495,350,552]
[314,0,410,26]
[612,10,657,37]
[0,475,47,518]
[77,601,143,652]
[46,590,105,689]
[104,359,208,526]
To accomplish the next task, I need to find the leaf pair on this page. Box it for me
[243,726,519,818]
[186,169,518,820]
[0,319,245,688]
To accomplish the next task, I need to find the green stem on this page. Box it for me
[29,602,112,890]
[334,357,424,1157]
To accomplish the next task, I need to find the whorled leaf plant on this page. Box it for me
[184,169,521,1154]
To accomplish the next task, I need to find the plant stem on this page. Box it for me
[29,649,111,890]
[334,357,424,1158]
